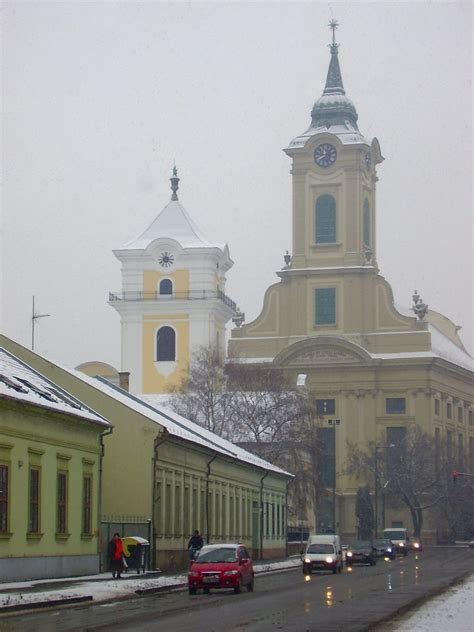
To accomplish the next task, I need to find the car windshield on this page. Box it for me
[384,531,405,540]
[307,544,335,554]
[350,541,371,549]
[374,540,391,547]
[195,547,237,563]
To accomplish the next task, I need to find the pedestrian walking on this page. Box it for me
[108,532,125,579]
[187,530,204,560]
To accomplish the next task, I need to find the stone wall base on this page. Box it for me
[1,554,100,582]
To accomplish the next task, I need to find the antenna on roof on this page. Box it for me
[31,295,51,351]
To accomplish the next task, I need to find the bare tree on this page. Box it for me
[346,427,447,537]
[168,346,234,438]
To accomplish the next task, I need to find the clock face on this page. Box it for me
[365,152,372,169]
[158,251,174,268]
[314,143,337,168]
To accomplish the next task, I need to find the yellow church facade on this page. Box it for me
[228,23,474,541]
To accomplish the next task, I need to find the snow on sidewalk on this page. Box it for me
[0,558,301,610]
[389,576,474,632]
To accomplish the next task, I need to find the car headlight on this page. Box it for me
[414,543,420,549]
[346,551,353,557]
[387,548,392,553]
[325,557,334,564]
[304,557,311,564]
[188,571,200,578]
[399,543,404,547]
[223,570,239,576]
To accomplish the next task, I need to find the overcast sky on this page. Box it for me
[1,1,472,370]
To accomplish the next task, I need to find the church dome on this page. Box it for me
[311,92,358,129]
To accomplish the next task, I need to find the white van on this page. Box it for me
[383,528,409,555]
[302,534,343,574]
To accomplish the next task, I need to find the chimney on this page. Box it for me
[118,371,130,392]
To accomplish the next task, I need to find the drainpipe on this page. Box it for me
[285,477,293,558]
[205,453,218,545]
[99,425,113,572]
[259,470,269,560]
[152,429,169,570]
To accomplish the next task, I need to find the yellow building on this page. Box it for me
[109,168,237,395]
[0,347,111,581]
[0,335,292,571]
[228,24,473,540]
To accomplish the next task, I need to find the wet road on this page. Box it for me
[2,547,473,632]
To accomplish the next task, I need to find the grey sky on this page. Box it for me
[2,1,472,368]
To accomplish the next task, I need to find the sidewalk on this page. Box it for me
[0,557,302,613]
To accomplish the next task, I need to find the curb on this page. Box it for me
[0,595,93,614]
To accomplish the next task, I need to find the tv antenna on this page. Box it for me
[31,296,51,350]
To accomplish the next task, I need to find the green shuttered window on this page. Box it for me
[315,288,336,325]
[315,195,336,243]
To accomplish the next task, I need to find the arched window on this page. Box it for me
[156,326,176,361]
[315,194,336,243]
[159,279,173,295]
[363,199,370,247]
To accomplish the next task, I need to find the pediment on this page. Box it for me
[273,336,372,367]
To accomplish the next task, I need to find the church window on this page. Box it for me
[363,199,370,247]
[316,399,335,415]
[434,399,440,416]
[159,279,173,295]
[315,195,336,244]
[315,288,336,325]
[386,398,406,414]
[447,402,452,419]
[156,326,176,361]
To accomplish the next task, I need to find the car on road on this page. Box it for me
[188,544,254,595]
[302,542,342,574]
[372,538,396,560]
[345,541,377,566]
[383,528,410,556]
[409,538,423,552]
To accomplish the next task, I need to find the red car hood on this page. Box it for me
[191,562,238,573]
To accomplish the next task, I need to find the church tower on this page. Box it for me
[109,168,236,395]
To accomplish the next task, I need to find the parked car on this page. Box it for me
[383,528,410,556]
[372,538,396,560]
[345,541,377,566]
[188,544,254,595]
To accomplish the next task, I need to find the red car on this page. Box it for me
[188,543,254,594]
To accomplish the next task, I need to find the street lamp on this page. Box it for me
[374,444,395,538]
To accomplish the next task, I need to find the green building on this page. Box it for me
[0,347,111,581]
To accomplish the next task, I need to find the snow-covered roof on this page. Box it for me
[429,324,473,372]
[116,199,226,253]
[0,348,110,427]
[63,367,291,477]
[286,120,370,151]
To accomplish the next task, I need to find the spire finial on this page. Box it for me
[170,165,179,201]
[328,18,339,47]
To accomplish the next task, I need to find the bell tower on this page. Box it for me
[109,168,236,395]
[285,20,383,272]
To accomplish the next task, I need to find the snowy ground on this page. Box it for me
[385,576,473,632]
[0,558,301,610]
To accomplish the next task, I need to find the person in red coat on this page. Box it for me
[108,532,125,579]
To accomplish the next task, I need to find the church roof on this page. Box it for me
[287,20,370,150]
[117,168,227,253]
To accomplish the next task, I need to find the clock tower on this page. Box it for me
[109,168,236,395]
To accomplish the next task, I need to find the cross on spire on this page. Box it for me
[328,19,339,48]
